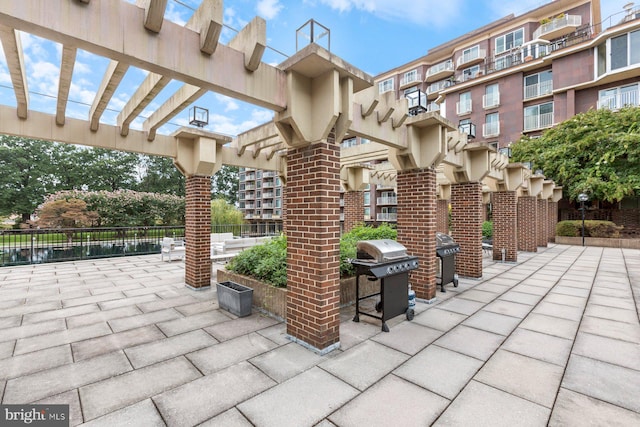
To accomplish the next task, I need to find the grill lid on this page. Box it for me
[356,239,408,262]
[436,232,457,248]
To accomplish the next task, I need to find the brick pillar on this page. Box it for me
[451,182,483,278]
[492,191,517,262]
[436,199,449,234]
[548,201,558,243]
[185,175,211,289]
[537,198,548,248]
[397,169,436,301]
[285,135,341,353]
[343,191,364,232]
[518,196,537,252]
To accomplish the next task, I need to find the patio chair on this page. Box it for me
[161,237,185,261]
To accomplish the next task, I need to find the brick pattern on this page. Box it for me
[285,134,341,352]
[537,199,548,247]
[492,191,518,262]
[451,182,483,278]
[517,196,538,252]
[436,199,449,233]
[548,201,557,243]
[397,169,437,300]
[343,191,364,233]
[185,176,211,288]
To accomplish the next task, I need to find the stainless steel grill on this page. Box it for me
[435,232,460,292]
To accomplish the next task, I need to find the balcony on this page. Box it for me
[263,171,275,178]
[598,90,639,110]
[483,92,500,109]
[245,184,256,191]
[262,181,274,188]
[262,192,274,199]
[245,193,255,200]
[483,121,501,138]
[377,196,397,205]
[399,71,422,89]
[262,203,274,209]
[533,14,582,40]
[456,99,472,115]
[426,80,454,99]
[425,60,454,82]
[245,204,255,209]
[524,80,553,99]
[456,48,486,68]
[524,112,554,131]
[377,213,397,222]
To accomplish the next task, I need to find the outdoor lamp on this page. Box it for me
[578,193,589,246]
[189,106,209,128]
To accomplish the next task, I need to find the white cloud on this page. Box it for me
[69,81,96,105]
[164,2,187,26]
[256,0,284,20]
[215,94,239,112]
[73,61,92,75]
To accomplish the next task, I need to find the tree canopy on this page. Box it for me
[211,198,244,226]
[511,107,640,203]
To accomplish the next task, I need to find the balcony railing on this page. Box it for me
[426,80,453,96]
[376,213,397,222]
[456,99,472,115]
[597,90,639,110]
[263,171,275,177]
[483,121,501,138]
[533,14,582,40]
[524,80,553,99]
[483,93,500,109]
[262,182,274,188]
[426,60,454,82]
[524,112,554,131]
[245,184,256,190]
[456,48,486,68]
[400,71,422,87]
[377,196,397,205]
[262,192,274,199]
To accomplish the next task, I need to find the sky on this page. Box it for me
[0,0,633,139]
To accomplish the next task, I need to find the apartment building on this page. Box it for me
[238,168,284,221]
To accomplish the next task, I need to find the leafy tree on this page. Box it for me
[49,143,87,191]
[79,148,140,191]
[137,155,185,196]
[512,107,640,202]
[36,198,99,241]
[211,198,244,226]
[211,165,239,204]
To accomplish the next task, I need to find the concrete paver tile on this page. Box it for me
[533,301,583,321]
[544,293,587,308]
[519,313,579,340]
[3,351,132,403]
[0,341,15,360]
[72,325,166,361]
[557,279,594,290]
[434,325,505,361]
[125,329,218,368]
[329,374,449,426]
[79,399,165,427]
[136,295,200,313]
[579,315,640,343]
[66,306,142,329]
[0,345,72,381]
[255,323,291,346]
[79,356,201,421]
[156,310,231,337]
[475,349,564,408]
[394,344,483,399]
[175,300,218,316]
[498,291,543,306]
[319,340,409,391]
[462,310,521,336]
[0,316,21,330]
[434,380,550,427]
[154,361,275,426]
[336,320,380,350]
[371,321,442,355]
[34,390,83,427]
[502,328,573,366]
[437,298,485,316]
[108,308,182,332]
[204,313,279,341]
[412,308,467,332]
[250,342,326,383]
[483,300,532,318]
[14,322,112,355]
[457,289,498,303]
[588,294,637,310]
[585,304,638,324]
[549,388,640,427]
[0,380,4,402]
[551,285,590,298]
[198,408,253,427]
[187,332,278,374]
[97,294,160,310]
[591,287,631,299]
[572,332,640,370]
[0,301,62,319]
[562,354,640,413]
[238,366,357,427]
[22,304,100,324]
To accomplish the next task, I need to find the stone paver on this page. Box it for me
[533,301,584,321]
[502,328,573,366]
[156,310,230,337]
[585,304,638,324]
[71,325,165,361]
[198,408,253,427]
[0,345,72,381]
[579,315,640,343]
[549,388,640,427]
[462,310,521,336]
[0,319,67,344]
[66,306,142,329]
[483,299,532,318]
[204,313,280,341]
[371,321,442,355]
[436,298,485,316]
[14,322,112,355]
[0,341,15,359]
[125,329,218,368]
[434,325,505,361]
[108,308,182,332]
[80,399,165,427]
[518,313,579,340]
[412,307,467,331]
[249,342,326,382]
[572,332,640,371]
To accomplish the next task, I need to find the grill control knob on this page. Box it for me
[387,266,394,275]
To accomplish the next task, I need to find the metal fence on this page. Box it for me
[0,223,283,266]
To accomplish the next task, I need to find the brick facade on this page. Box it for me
[285,135,341,353]
[518,196,538,252]
[537,199,548,248]
[451,182,483,278]
[436,199,449,234]
[548,201,557,242]
[397,169,437,301]
[185,175,212,289]
[343,191,365,232]
[492,191,518,262]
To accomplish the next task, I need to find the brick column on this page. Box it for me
[436,199,449,234]
[517,196,537,252]
[185,175,211,290]
[343,191,364,232]
[451,182,483,278]
[397,169,436,301]
[492,191,518,262]
[548,201,557,243]
[285,136,341,353]
[537,198,548,248]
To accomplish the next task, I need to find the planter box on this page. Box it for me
[216,281,253,317]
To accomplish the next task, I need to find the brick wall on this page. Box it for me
[436,199,449,234]
[537,199,548,247]
[397,169,436,300]
[285,134,341,352]
[451,182,483,278]
[185,175,211,289]
[343,191,364,232]
[492,191,518,262]
[548,201,557,242]
[518,196,537,252]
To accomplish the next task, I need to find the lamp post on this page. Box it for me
[578,193,589,246]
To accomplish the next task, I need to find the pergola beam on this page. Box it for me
[184,0,223,55]
[0,24,28,119]
[117,72,171,136]
[137,0,168,33]
[56,45,76,126]
[143,84,208,141]
[89,60,129,131]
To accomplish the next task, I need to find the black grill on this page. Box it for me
[436,232,460,292]
[350,239,419,332]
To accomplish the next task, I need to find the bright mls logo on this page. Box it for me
[0,405,68,427]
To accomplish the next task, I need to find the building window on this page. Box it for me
[275,177,281,187]
[457,91,472,115]
[461,65,480,81]
[524,70,553,99]
[364,207,371,220]
[378,78,394,94]
[401,69,420,86]
[461,45,480,63]
[483,83,500,108]
[275,188,281,197]
[341,137,357,148]
[598,83,640,110]
[483,112,500,137]
[275,199,281,208]
[364,192,370,206]
[597,30,640,76]
[495,28,524,54]
[524,102,553,131]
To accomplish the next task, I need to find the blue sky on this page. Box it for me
[0,0,632,139]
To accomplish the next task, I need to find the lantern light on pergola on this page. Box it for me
[189,106,209,128]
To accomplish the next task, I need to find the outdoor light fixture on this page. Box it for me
[459,122,476,139]
[498,147,512,157]
[189,106,209,128]
[578,193,589,247]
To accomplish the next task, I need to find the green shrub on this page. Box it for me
[340,223,397,277]
[556,220,623,238]
[226,234,287,288]
[482,221,493,239]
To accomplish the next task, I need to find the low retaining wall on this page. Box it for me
[555,236,640,249]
